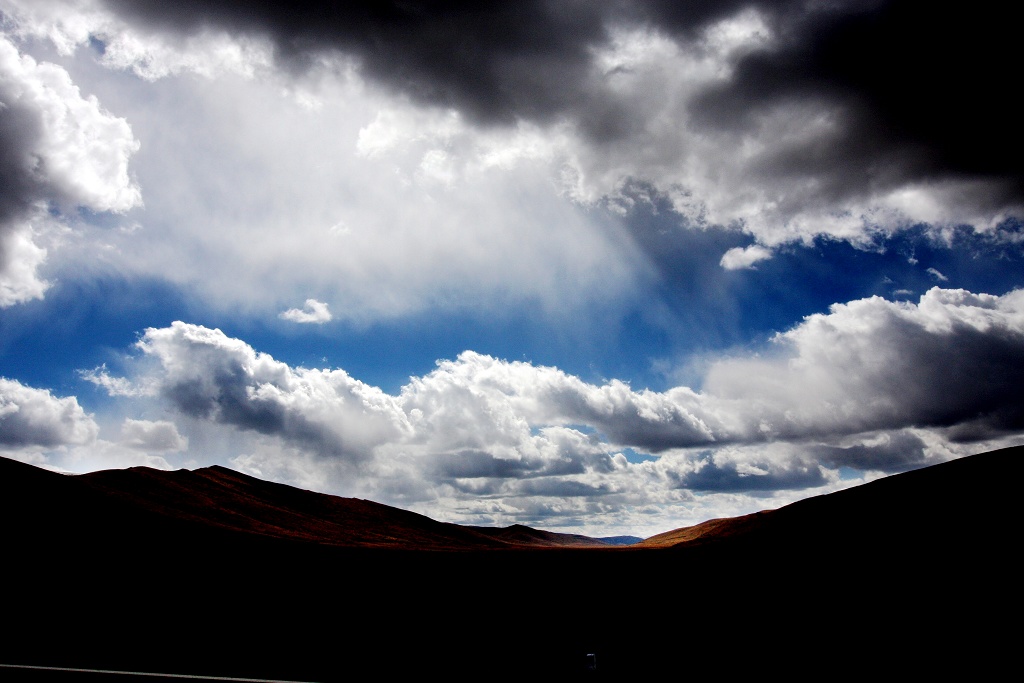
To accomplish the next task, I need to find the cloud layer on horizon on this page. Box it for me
[54,285,1023,532]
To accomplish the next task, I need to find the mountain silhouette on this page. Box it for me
[73,462,612,550]
[2,445,1020,680]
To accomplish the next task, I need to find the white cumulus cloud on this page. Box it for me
[115,287,1024,467]
[0,377,98,449]
[0,30,140,306]
[88,287,1024,508]
[705,287,1024,441]
[279,298,332,324]
[720,244,773,270]
[119,418,187,452]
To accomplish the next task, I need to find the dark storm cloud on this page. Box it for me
[517,478,611,497]
[428,446,593,480]
[689,1,1023,206]
[97,1,796,134]
[429,449,538,479]
[810,431,930,474]
[671,451,829,493]
[97,0,1023,202]
[101,0,612,129]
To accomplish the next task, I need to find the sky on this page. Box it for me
[1,0,1022,539]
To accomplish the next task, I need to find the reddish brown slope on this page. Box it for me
[75,462,612,549]
[636,511,773,548]
[635,444,1024,553]
[77,464,493,549]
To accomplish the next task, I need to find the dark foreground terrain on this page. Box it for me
[2,446,1022,680]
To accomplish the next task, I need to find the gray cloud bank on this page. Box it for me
[1,1,1020,320]
[95,0,1020,230]
[101,0,1018,170]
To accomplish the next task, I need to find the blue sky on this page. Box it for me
[2,1,1022,538]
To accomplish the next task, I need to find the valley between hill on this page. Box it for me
[2,446,1020,679]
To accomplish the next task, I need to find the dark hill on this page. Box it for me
[639,444,1022,552]
[73,462,611,550]
[2,446,1021,680]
